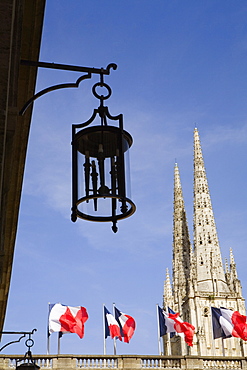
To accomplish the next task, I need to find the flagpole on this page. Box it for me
[166,306,172,355]
[47,302,50,355]
[221,337,225,357]
[156,304,162,355]
[210,307,216,356]
[103,304,106,355]
[47,333,50,355]
[58,332,61,355]
[113,303,117,355]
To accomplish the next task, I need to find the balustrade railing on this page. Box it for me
[0,355,246,370]
[203,358,243,369]
[141,357,181,368]
[76,356,118,368]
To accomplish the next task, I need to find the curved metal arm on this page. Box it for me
[19,60,118,115]
[0,329,37,352]
[19,74,91,115]
[0,334,26,352]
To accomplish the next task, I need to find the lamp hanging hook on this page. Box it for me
[25,336,34,352]
[100,70,104,86]
[92,71,112,102]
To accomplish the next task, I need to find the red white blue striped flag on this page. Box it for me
[104,306,121,340]
[48,303,88,338]
[211,307,247,340]
[114,306,136,343]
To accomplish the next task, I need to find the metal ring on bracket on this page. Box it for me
[25,338,34,349]
[92,82,112,100]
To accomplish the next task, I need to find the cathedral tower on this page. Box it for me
[193,128,229,295]
[172,163,191,313]
[163,128,246,356]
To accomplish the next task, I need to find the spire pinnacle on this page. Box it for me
[225,258,229,273]
[230,247,235,265]
[172,162,191,312]
[193,129,229,294]
[163,268,173,309]
[229,247,239,280]
[165,268,172,297]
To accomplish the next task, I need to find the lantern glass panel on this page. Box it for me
[124,146,132,200]
[76,134,132,220]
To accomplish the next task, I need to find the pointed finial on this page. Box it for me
[174,161,182,190]
[225,258,229,273]
[229,247,239,279]
[164,268,172,299]
[230,248,235,265]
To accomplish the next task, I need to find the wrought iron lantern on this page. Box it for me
[20,60,135,232]
[71,72,136,233]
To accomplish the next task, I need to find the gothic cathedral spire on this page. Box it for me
[172,163,191,312]
[164,128,246,357]
[193,127,229,295]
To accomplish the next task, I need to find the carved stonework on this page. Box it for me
[164,129,246,357]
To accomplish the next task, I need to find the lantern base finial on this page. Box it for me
[112,221,118,233]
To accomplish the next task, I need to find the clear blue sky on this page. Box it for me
[3,0,247,356]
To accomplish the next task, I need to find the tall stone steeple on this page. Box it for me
[163,128,246,357]
[163,268,173,309]
[193,128,229,295]
[172,163,191,312]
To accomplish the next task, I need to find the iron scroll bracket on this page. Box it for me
[19,60,117,115]
[0,329,37,352]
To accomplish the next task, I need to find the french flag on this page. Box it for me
[211,307,247,340]
[104,306,121,340]
[114,306,136,343]
[158,305,195,346]
[48,303,88,338]
[168,307,176,338]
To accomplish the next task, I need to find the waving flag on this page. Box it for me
[168,307,176,338]
[211,307,247,340]
[104,306,121,339]
[158,305,175,336]
[157,305,194,346]
[114,306,136,343]
[49,303,88,338]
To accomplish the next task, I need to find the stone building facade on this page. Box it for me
[0,0,45,333]
[163,128,246,357]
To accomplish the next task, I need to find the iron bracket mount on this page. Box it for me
[0,329,37,352]
[20,60,117,75]
[19,60,117,115]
